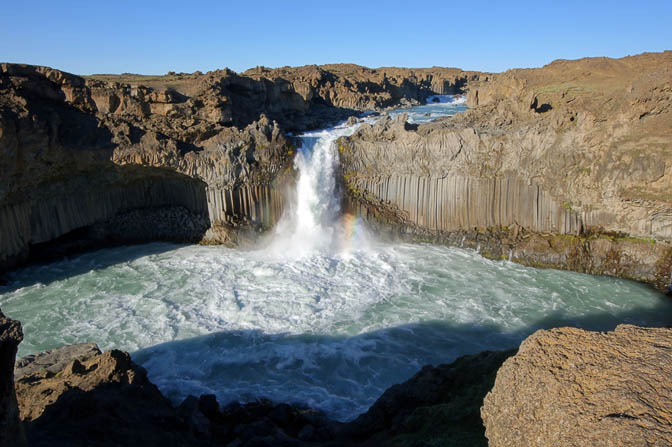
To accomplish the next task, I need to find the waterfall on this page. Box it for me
[268,121,366,256]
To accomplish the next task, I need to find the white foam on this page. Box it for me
[426,94,466,105]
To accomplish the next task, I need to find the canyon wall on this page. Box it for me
[344,167,582,235]
[2,54,671,283]
[339,52,672,287]
[0,63,469,273]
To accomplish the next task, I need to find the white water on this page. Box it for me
[1,96,670,421]
[268,120,369,257]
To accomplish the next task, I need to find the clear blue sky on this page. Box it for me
[1,0,670,75]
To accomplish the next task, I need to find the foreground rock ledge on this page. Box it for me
[0,311,26,446]
[12,341,512,446]
[481,324,672,447]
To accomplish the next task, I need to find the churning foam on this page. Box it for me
[426,94,467,105]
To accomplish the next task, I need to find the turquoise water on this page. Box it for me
[1,241,669,420]
[1,96,670,421]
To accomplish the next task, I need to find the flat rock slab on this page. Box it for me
[14,343,100,380]
[481,324,672,447]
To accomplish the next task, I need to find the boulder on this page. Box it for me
[15,345,196,446]
[481,325,672,447]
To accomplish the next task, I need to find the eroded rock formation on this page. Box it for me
[9,320,672,446]
[341,349,514,446]
[481,325,672,447]
[339,52,672,286]
[0,62,472,273]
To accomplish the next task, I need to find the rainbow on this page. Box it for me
[339,213,369,253]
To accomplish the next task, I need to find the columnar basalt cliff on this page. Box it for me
[0,63,473,273]
[2,54,671,283]
[0,64,294,271]
[338,52,672,286]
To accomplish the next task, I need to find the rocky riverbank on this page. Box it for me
[338,52,672,289]
[1,311,511,446]
[2,312,671,446]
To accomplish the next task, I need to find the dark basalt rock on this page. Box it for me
[338,51,672,288]
[0,62,475,275]
[339,350,515,446]
[0,311,26,447]
[15,325,671,446]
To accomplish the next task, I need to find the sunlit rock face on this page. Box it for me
[0,65,293,271]
[0,63,474,273]
[482,325,672,447]
[338,52,672,287]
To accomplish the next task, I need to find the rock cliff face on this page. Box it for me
[241,64,478,113]
[341,349,514,446]
[481,325,672,447]
[339,52,672,286]
[0,63,471,273]
[0,63,296,272]
[0,311,26,447]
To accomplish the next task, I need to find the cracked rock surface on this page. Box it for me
[481,324,672,447]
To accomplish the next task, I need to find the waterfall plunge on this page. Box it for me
[269,121,368,257]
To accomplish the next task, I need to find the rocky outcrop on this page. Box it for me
[242,64,478,113]
[14,325,672,446]
[89,64,478,131]
[14,343,206,446]
[481,325,672,447]
[340,114,583,235]
[0,64,296,272]
[341,350,515,446]
[339,52,672,287]
[0,311,26,447]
